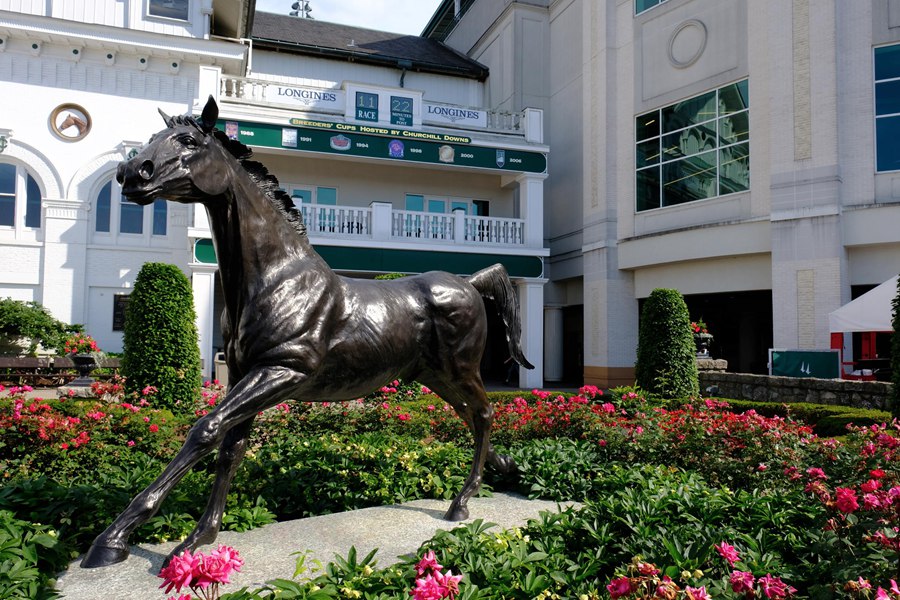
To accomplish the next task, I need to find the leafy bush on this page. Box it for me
[122,263,201,413]
[0,298,80,355]
[0,510,69,599]
[721,399,891,436]
[635,288,699,398]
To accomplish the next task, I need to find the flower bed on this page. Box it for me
[1,383,899,598]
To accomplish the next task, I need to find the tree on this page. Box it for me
[891,276,900,418]
[0,298,80,355]
[635,288,700,399]
[123,263,201,412]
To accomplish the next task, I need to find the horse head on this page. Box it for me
[117,96,233,205]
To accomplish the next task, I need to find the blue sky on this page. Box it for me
[254,0,444,35]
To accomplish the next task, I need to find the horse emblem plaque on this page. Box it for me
[82,96,534,569]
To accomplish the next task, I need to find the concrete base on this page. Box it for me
[55,493,577,600]
[57,384,95,399]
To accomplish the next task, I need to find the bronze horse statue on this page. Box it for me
[82,96,534,568]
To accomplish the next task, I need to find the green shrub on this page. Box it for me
[122,263,201,413]
[0,510,69,599]
[721,399,891,436]
[0,298,80,355]
[635,288,699,398]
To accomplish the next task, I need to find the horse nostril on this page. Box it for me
[138,160,154,180]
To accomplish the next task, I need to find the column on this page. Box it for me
[41,199,89,324]
[516,278,545,389]
[192,265,218,381]
[515,174,546,249]
[543,306,563,382]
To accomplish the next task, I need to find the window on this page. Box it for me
[94,179,167,238]
[404,194,487,215]
[635,0,670,15]
[148,0,189,21]
[0,163,41,229]
[284,185,338,209]
[875,44,900,172]
[635,79,749,211]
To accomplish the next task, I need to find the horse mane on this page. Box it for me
[171,115,308,236]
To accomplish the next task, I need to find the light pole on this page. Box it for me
[289,1,312,18]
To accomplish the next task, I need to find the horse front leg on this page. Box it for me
[81,367,299,568]
[164,417,255,566]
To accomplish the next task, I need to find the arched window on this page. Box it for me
[0,162,42,229]
[94,179,167,239]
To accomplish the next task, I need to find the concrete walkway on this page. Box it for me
[55,493,574,599]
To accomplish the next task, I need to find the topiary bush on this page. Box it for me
[0,298,80,355]
[634,288,699,398]
[891,274,900,418]
[122,263,201,413]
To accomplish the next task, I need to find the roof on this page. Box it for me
[250,11,488,80]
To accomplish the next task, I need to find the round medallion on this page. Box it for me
[49,103,92,142]
[667,19,708,69]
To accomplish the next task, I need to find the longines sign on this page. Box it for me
[423,102,487,128]
[264,85,345,111]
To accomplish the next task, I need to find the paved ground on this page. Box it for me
[55,493,575,599]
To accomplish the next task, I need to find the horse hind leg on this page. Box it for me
[164,418,255,566]
[426,377,496,522]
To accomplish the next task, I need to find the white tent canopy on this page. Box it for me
[828,275,898,333]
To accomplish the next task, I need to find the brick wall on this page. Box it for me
[699,371,892,411]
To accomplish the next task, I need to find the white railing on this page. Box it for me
[216,75,528,135]
[391,210,455,241]
[300,204,372,238]
[462,215,525,246]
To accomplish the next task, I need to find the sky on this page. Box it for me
[254,0,445,36]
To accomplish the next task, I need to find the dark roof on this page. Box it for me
[251,11,488,80]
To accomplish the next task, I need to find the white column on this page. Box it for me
[192,265,218,381]
[516,279,545,389]
[543,306,564,382]
[370,201,393,241]
[516,174,546,249]
[41,199,89,324]
[453,208,466,243]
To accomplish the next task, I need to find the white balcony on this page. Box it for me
[190,202,535,251]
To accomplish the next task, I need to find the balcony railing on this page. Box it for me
[300,204,371,238]
[218,75,527,135]
[392,209,455,241]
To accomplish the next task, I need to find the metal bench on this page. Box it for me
[0,356,121,387]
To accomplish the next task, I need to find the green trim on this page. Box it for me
[217,119,547,174]
[193,239,542,278]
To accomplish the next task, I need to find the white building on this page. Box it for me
[0,1,549,387]
[426,0,900,386]
[6,0,899,391]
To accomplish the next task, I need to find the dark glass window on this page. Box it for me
[24,174,40,228]
[96,181,111,232]
[636,80,749,212]
[0,163,14,227]
[876,44,900,172]
[152,199,167,235]
[120,196,143,234]
[148,0,189,20]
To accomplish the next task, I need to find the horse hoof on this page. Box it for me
[444,505,469,521]
[81,543,130,568]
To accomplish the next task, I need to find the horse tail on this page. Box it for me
[467,264,535,370]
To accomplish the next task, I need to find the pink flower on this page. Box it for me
[167,595,192,600]
[715,541,740,566]
[757,574,797,598]
[416,550,443,576]
[835,487,859,513]
[806,467,827,479]
[685,586,712,600]
[158,550,201,594]
[871,469,886,479]
[412,574,445,600]
[607,576,633,599]
[127,440,135,447]
[434,569,463,598]
[730,571,756,595]
[149,424,159,433]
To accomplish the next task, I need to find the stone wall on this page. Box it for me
[698,371,893,411]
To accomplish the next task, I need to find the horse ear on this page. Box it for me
[158,108,175,128]
[199,96,218,133]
